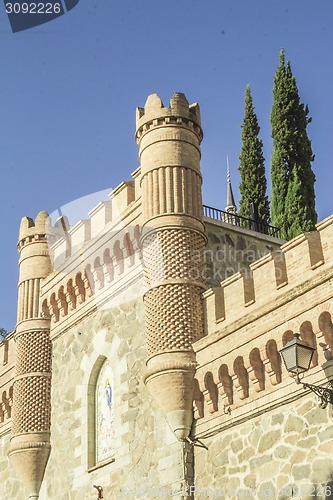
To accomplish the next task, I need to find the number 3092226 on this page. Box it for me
[6,3,62,14]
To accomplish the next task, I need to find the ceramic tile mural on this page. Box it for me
[95,360,114,463]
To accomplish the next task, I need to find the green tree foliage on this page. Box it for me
[238,85,270,225]
[271,49,317,239]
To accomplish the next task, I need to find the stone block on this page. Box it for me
[284,414,305,433]
[257,481,276,500]
[211,450,229,468]
[318,426,333,443]
[311,458,333,484]
[230,437,243,454]
[304,407,329,425]
[298,436,318,449]
[292,463,311,482]
[243,474,257,490]
[271,413,284,425]
[257,430,281,453]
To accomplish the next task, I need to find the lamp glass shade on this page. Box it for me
[280,334,315,375]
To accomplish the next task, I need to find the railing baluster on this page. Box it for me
[203,205,281,239]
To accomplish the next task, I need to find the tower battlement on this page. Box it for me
[18,211,53,247]
[136,92,202,143]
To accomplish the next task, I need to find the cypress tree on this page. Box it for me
[271,49,317,239]
[238,85,270,225]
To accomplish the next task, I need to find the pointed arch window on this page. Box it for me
[95,359,115,464]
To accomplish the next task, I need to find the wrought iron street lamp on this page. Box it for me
[279,333,333,409]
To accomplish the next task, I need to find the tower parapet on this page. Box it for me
[136,92,206,440]
[9,211,54,500]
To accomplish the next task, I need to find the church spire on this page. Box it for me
[225,156,237,214]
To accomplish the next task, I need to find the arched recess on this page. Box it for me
[319,311,333,355]
[233,356,249,400]
[123,233,135,267]
[134,225,142,260]
[204,371,218,413]
[300,321,318,367]
[83,264,95,296]
[113,240,124,275]
[265,339,282,385]
[103,248,114,283]
[249,348,265,392]
[87,356,115,469]
[94,257,105,290]
[41,299,50,319]
[50,293,59,322]
[67,278,76,311]
[282,330,294,346]
[75,272,85,304]
[0,391,5,422]
[58,286,68,317]
[218,364,233,405]
[193,378,204,418]
[77,330,123,472]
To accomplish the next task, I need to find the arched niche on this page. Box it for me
[87,356,115,469]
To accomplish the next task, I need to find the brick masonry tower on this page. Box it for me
[8,211,53,499]
[136,92,206,440]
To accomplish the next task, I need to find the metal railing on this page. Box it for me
[203,205,281,238]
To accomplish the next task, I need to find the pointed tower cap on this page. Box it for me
[225,157,237,214]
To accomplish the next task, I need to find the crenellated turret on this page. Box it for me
[136,92,206,440]
[9,211,54,500]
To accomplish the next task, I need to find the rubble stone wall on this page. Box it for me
[194,396,333,500]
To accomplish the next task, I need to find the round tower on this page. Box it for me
[8,211,53,499]
[136,92,206,439]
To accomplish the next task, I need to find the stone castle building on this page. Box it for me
[1,92,333,499]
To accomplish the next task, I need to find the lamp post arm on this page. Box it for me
[302,382,333,409]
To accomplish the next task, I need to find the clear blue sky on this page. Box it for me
[1,0,332,331]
